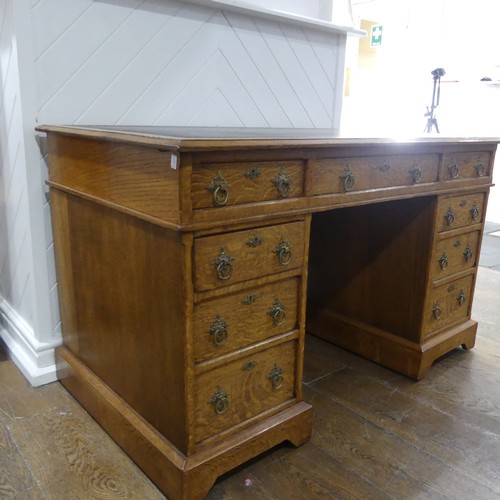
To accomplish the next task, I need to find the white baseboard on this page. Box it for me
[0,298,61,387]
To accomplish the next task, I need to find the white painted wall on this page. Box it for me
[0,0,60,386]
[345,0,500,222]
[0,0,348,385]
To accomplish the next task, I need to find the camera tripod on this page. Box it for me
[424,68,445,133]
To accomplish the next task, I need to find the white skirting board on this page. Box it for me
[0,299,60,387]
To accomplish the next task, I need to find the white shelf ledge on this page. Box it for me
[183,0,366,35]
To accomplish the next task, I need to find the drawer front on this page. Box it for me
[191,161,304,209]
[194,278,300,363]
[431,231,480,280]
[436,193,486,233]
[194,221,305,292]
[194,341,296,443]
[441,152,491,181]
[424,274,474,335]
[308,154,439,195]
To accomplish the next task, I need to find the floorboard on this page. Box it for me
[0,267,499,499]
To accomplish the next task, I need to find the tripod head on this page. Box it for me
[431,67,446,80]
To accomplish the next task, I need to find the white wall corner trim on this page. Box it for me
[0,298,60,386]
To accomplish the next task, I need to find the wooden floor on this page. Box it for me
[1,267,500,499]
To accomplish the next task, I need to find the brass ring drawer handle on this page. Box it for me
[448,161,459,179]
[268,298,286,326]
[339,164,355,192]
[475,162,485,177]
[432,303,442,320]
[463,244,473,262]
[208,315,228,346]
[267,365,284,390]
[457,290,466,306]
[438,252,448,271]
[470,204,479,221]
[272,168,291,198]
[207,171,230,206]
[273,237,292,266]
[444,207,455,226]
[209,386,229,415]
[213,248,234,280]
[410,164,422,183]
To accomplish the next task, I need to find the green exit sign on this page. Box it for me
[371,25,383,46]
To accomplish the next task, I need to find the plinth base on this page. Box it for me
[55,346,313,499]
[307,308,477,380]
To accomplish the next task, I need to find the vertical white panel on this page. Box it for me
[0,0,37,337]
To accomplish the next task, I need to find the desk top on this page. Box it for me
[36,125,500,152]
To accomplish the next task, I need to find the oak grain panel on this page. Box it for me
[47,134,180,223]
[191,160,304,209]
[193,277,300,363]
[431,230,480,280]
[441,151,492,181]
[194,220,305,292]
[194,341,296,443]
[54,192,188,452]
[435,192,487,232]
[308,197,435,342]
[308,153,439,195]
[423,274,475,335]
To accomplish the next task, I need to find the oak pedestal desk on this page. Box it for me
[39,125,498,499]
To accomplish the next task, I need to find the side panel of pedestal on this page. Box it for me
[50,189,190,452]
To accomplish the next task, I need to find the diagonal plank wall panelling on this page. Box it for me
[32,0,346,128]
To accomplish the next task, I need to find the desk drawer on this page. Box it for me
[308,154,439,195]
[193,278,300,363]
[441,152,492,181]
[424,274,474,336]
[191,161,304,209]
[431,231,480,280]
[436,193,486,233]
[193,221,305,292]
[194,340,296,443]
